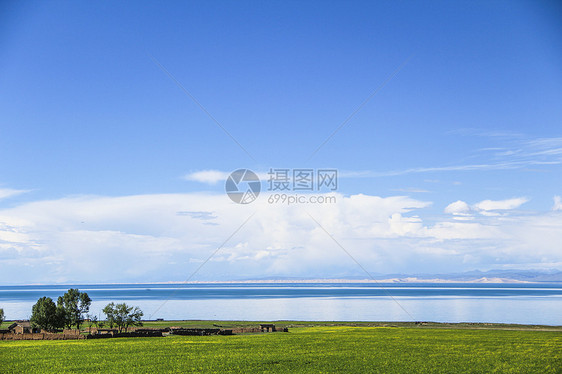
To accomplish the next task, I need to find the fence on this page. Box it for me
[0,326,285,340]
[0,333,86,340]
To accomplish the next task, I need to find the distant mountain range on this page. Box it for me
[237,269,562,283]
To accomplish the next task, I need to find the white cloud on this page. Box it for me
[474,197,528,211]
[391,187,430,193]
[444,197,528,219]
[444,200,471,215]
[424,221,502,240]
[342,135,562,178]
[553,196,562,211]
[0,188,30,200]
[184,170,230,184]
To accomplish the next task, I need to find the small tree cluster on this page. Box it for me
[102,302,143,333]
[30,289,91,331]
[26,290,144,333]
[88,315,104,329]
[30,297,65,331]
[0,308,5,326]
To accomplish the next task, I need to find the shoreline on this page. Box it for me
[4,277,562,286]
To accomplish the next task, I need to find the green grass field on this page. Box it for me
[1,325,561,373]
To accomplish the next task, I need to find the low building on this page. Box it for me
[8,321,33,334]
[260,324,276,332]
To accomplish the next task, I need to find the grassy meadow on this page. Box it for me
[1,324,561,373]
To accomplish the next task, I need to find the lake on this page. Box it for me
[1,283,561,325]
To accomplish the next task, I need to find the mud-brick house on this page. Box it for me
[8,321,34,334]
[260,324,276,332]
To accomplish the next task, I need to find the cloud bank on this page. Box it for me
[1,191,561,284]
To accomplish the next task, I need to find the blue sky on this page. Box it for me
[1,1,561,284]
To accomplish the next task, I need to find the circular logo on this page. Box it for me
[225,169,261,204]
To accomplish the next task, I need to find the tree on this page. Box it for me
[30,297,64,331]
[90,315,104,329]
[0,308,4,326]
[102,303,116,328]
[103,303,143,333]
[86,314,104,333]
[57,288,91,330]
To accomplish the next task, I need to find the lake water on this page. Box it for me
[1,283,561,325]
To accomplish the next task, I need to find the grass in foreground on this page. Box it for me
[1,326,561,373]
[137,320,562,331]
